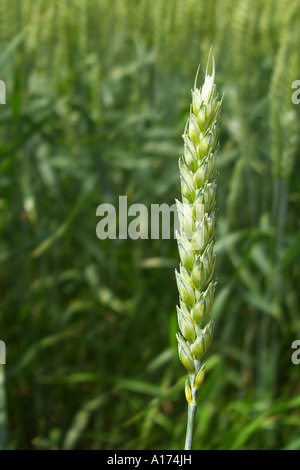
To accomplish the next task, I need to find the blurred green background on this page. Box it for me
[0,0,300,450]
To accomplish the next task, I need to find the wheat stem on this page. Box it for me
[185,404,197,450]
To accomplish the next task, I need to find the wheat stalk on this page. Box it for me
[175,56,222,450]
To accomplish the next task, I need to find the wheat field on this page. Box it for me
[0,0,300,450]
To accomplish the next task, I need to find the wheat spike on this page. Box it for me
[175,56,222,449]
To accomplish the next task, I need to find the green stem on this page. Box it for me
[185,403,197,450]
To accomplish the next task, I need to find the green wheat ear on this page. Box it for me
[175,55,223,450]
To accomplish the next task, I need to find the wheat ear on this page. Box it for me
[175,57,222,450]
